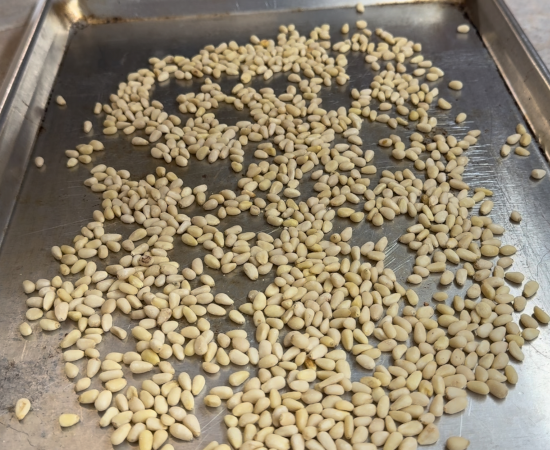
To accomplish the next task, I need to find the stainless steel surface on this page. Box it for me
[1,1,550,450]
[465,0,550,159]
[0,0,43,90]
[0,0,69,244]
[75,0,461,22]
[505,0,550,71]
[0,0,48,120]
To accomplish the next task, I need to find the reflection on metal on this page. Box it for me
[0,0,48,120]
[74,0,464,24]
[465,0,550,160]
[0,0,69,247]
[58,0,85,24]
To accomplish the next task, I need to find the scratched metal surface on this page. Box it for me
[0,3,549,450]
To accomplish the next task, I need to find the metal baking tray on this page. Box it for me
[1,0,549,449]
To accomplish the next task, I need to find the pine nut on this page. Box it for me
[456,112,467,123]
[446,436,470,450]
[59,413,80,427]
[15,398,31,420]
[448,80,463,90]
[523,280,539,297]
[19,322,32,336]
[229,371,250,387]
[487,380,508,399]
[510,210,522,222]
[417,424,439,445]
[534,306,550,324]
[444,397,467,414]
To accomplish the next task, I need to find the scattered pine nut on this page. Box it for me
[22,280,35,293]
[514,146,530,156]
[446,436,470,450]
[59,413,80,427]
[510,210,522,222]
[34,157,44,168]
[19,322,32,336]
[520,133,532,146]
[15,398,31,420]
[448,80,463,90]
[507,133,521,145]
[534,306,550,324]
[55,95,66,106]
[456,112,467,123]
[438,98,452,109]
[457,24,470,33]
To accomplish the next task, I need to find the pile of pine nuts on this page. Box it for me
[16,5,549,450]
